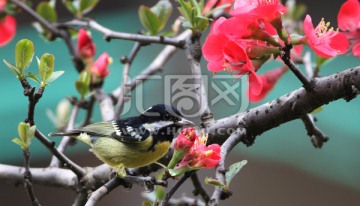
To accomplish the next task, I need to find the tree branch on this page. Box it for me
[58,19,186,47]
[185,32,213,127]
[93,88,115,121]
[209,129,246,206]
[301,114,329,148]
[159,171,193,206]
[207,66,360,146]
[190,172,210,204]
[50,104,79,167]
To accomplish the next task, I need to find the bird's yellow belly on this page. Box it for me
[91,137,170,168]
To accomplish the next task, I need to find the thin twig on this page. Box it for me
[209,128,246,206]
[280,45,312,90]
[58,19,186,48]
[159,171,193,206]
[11,0,83,72]
[23,149,41,206]
[73,191,89,206]
[114,43,142,118]
[111,30,192,102]
[190,172,210,204]
[300,114,329,148]
[35,130,85,178]
[50,105,79,167]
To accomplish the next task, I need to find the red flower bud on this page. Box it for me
[77,28,96,60]
[0,15,16,47]
[174,127,197,153]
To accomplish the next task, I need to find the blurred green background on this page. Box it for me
[0,0,359,205]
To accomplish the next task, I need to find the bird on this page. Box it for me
[49,104,195,177]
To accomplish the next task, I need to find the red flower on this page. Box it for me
[174,127,197,153]
[248,66,287,102]
[202,17,263,94]
[303,15,349,58]
[203,0,234,14]
[0,1,16,47]
[77,28,96,60]
[174,136,221,170]
[231,0,286,24]
[91,52,111,78]
[337,0,360,57]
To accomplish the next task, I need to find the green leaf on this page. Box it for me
[204,177,226,188]
[75,70,90,99]
[36,2,58,23]
[194,16,209,32]
[38,53,55,85]
[62,0,78,15]
[311,106,323,114]
[141,201,153,206]
[18,122,29,143]
[79,0,99,15]
[3,59,22,78]
[27,72,41,84]
[151,0,173,32]
[15,39,34,72]
[47,70,64,83]
[12,138,26,150]
[138,5,161,35]
[225,160,247,187]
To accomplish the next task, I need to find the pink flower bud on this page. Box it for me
[77,28,96,60]
[91,52,111,78]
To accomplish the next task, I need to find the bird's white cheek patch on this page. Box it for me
[143,121,173,132]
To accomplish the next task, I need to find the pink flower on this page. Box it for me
[202,17,263,94]
[303,15,349,58]
[337,0,360,57]
[174,128,197,153]
[231,0,286,24]
[174,136,221,170]
[248,66,287,102]
[77,28,96,60]
[91,52,111,78]
[203,0,234,14]
[0,0,16,47]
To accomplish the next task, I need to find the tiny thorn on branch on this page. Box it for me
[301,114,329,148]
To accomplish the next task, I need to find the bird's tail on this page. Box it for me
[49,130,92,145]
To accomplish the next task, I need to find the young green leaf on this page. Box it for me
[47,70,65,83]
[38,53,55,85]
[204,177,226,189]
[225,160,248,187]
[15,39,34,71]
[151,0,173,32]
[3,59,22,79]
[138,5,161,35]
[75,70,91,99]
[79,0,100,15]
[18,122,29,143]
[27,72,41,84]
[36,2,58,23]
[12,138,26,150]
[62,0,78,15]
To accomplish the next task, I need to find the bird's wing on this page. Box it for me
[110,117,150,144]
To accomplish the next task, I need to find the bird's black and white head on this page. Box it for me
[140,104,195,135]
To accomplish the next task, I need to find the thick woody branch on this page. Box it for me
[184,32,213,126]
[207,66,360,146]
[93,88,115,121]
[59,20,186,48]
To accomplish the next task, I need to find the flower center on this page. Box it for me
[315,18,336,38]
[204,150,213,156]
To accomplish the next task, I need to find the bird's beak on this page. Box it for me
[176,118,196,127]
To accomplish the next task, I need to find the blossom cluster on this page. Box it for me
[168,128,221,176]
[203,0,356,102]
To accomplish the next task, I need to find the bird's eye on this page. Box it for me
[164,114,172,120]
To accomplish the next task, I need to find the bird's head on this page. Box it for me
[140,104,195,133]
